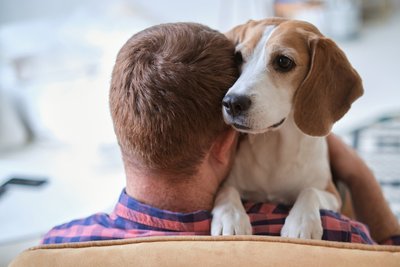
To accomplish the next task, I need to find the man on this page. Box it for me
[42,22,399,245]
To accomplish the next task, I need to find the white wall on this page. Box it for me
[0,0,82,24]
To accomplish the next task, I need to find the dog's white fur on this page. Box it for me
[211,19,363,239]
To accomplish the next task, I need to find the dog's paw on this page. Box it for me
[211,208,252,236]
[281,209,323,240]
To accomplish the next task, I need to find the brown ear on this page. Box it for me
[293,38,364,136]
[225,24,245,45]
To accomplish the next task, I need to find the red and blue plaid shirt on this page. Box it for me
[42,189,400,245]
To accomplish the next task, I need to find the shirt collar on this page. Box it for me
[113,189,212,232]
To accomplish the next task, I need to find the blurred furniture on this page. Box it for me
[0,143,125,267]
[348,112,400,220]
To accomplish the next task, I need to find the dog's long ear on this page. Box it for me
[225,23,247,44]
[293,37,363,136]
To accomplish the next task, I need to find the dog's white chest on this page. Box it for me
[227,125,331,204]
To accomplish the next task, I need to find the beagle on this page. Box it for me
[211,18,363,239]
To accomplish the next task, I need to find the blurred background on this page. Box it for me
[1,0,400,265]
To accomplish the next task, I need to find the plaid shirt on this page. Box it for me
[42,189,400,245]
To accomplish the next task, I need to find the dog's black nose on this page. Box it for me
[222,94,252,116]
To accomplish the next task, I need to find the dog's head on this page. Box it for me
[223,18,363,136]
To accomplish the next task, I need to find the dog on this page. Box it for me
[211,18,363,239]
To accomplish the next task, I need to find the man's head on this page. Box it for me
[110,23,239,179]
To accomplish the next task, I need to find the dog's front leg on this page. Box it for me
[211,184,252,236]
[281,187,340,239]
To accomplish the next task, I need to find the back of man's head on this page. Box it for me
[110,23,238,177]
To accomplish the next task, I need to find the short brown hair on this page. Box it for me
[110,23,238,176]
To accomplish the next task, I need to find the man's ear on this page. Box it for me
[210,129,238,166]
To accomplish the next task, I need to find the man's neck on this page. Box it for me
[124,161,220,213]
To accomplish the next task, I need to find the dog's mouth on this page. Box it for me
[231,118,286,133]
[233,123,251,130]
[268,118,286,129]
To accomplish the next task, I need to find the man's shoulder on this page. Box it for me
[41,212,110,244]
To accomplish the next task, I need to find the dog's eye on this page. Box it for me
[234,51,243,65]
[274,55,294,72]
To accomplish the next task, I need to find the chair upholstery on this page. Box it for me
[9,235,400,267]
